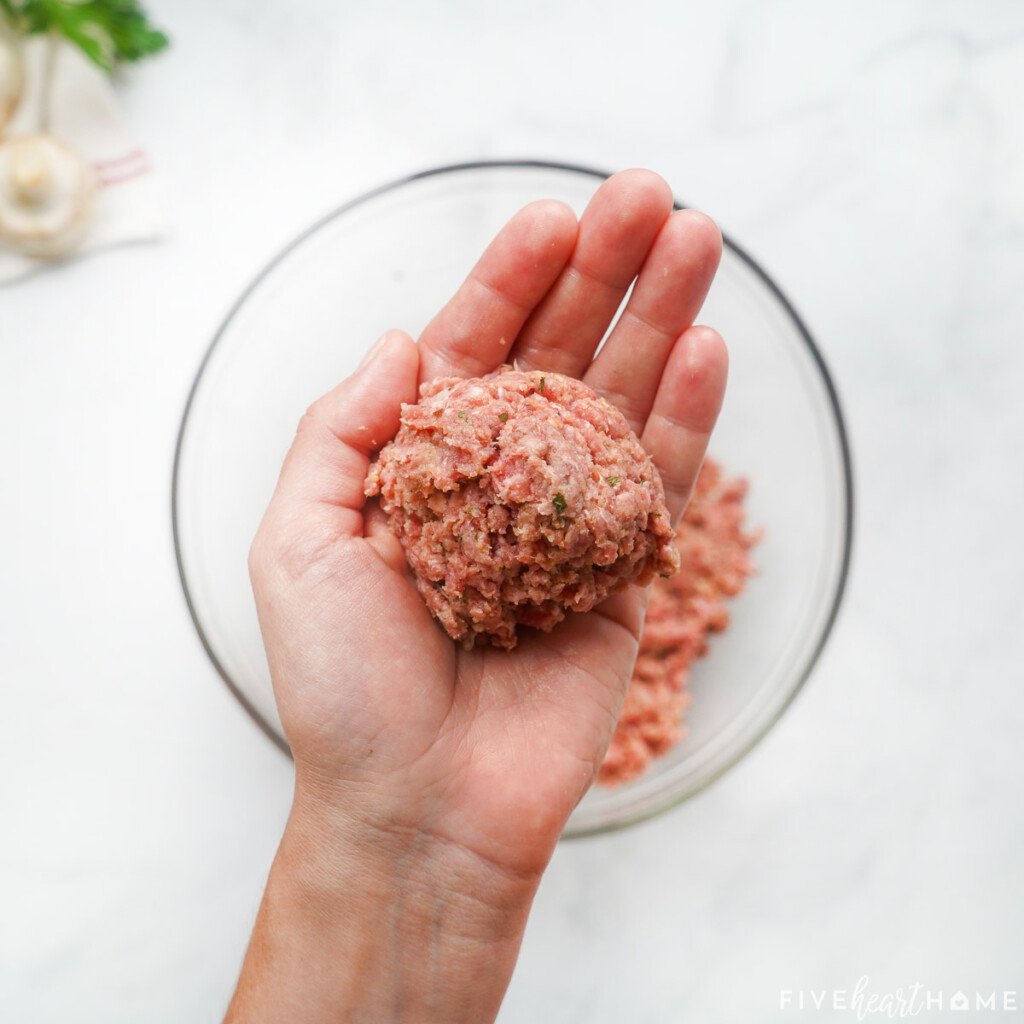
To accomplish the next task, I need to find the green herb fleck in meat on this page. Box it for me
[607,476,620,486]
[498,412,509,423]
[552,492,567,514]
[538,376,546,393]
[457,411,468,421]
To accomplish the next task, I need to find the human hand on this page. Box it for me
[230,170,726,1023]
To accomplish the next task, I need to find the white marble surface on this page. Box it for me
[2,1,1023,1020]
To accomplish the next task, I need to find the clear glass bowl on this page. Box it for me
[173,161,853,838]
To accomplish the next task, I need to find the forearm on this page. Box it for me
[225,780,539,1024]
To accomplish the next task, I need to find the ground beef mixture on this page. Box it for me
[365,366,678,649]
[598,458,759,785]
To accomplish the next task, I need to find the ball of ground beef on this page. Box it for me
[365,366,678,649]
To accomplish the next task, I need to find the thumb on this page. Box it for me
[269,330,420,538]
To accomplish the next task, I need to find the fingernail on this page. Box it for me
[358,332,392,371]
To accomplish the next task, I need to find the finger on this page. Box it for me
[363,501,410,575]
[509,169,673,376]
[584,210,722,433]
[640,325,728,523]
[417,200,578,385]
[271,330,419,537]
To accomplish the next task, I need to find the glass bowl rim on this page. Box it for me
[171,158,855,837]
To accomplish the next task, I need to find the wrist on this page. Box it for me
[288,771,540,942]
[226,769,539,1024]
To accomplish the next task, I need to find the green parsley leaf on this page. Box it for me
[538,376,546,393]
[1,0,169,72]
[552,492,567,514]
[607,476,620,486]
[0,0,47,33]
[457,411,468,421]
[498,412,509,423]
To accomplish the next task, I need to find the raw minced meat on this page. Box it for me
[365,366,678,649]
[598,458,759,785]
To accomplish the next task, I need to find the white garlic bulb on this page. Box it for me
[0,134,96,258]
[0,24,23,131]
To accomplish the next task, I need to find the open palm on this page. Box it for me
[249,170,727,880]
